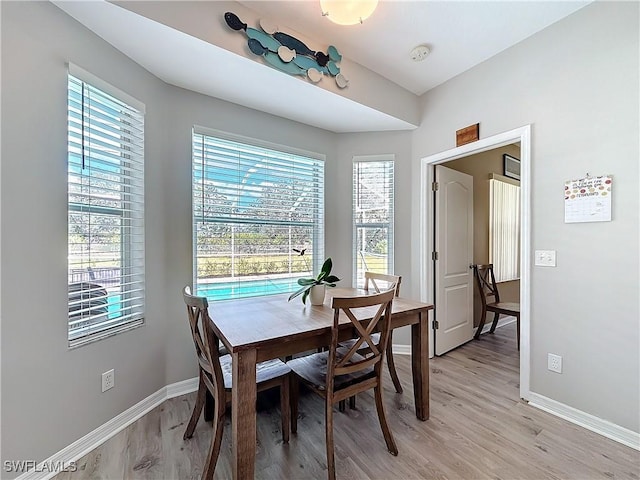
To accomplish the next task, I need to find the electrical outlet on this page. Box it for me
[102,369,115,392]
[547,354,562,374]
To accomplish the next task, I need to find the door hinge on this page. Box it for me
[432,251,439,261]
[434,320,440,329]
[432,181,439,191]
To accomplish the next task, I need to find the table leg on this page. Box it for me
[411,310,430,421]
[232,348,257,479]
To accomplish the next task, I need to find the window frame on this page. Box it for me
[67,65,146,348]
[352,155,395,288]
[192,127,325,301]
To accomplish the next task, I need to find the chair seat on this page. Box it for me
[287,349,375,391]
[487,302,520,316]
[220,355,291,389]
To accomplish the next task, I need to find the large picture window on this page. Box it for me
[67,70,145,347]
[353,156,394,287]
[193,131,324,301]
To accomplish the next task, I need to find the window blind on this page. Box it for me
[67,74,145,347]
[489,178,520,282]
[192,132,324,301]
[353,158,394,287]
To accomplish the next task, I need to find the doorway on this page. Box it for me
[420,125,531,401]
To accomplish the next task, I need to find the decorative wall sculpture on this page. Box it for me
[224,12,348,89]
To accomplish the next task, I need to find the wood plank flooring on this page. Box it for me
[55,323,639,479]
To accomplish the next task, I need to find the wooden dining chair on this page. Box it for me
[471,264,521,349]
[337,272,402,410]
[182,286,292,480]
[288,289,398,480]
[362,272,402,392]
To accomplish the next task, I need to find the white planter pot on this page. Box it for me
[309,284,326,306]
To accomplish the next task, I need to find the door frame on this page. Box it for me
[420,125,531,401]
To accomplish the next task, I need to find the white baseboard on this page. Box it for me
[393,316,517,357]
[528,392,640,451]
[166,377,199,399]
[476,315,517,335]
[16,378,199,480]
[392,344,411,356]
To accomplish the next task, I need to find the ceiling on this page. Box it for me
[54,0,590,133]
[240,1,589,96]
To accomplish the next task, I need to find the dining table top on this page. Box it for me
[208,287,433,354]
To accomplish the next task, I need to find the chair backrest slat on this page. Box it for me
[472,264,500,305]
[328,290,395,386]
[364,272,401,297]
[183,286,226,400]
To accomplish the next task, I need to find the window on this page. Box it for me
[67,69,145,347]
[192,131,324,301]
[489,178,520,282]
[353,156,394,287]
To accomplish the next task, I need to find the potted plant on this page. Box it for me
[288,257,341,305]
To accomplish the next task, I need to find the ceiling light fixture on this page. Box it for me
[320,0,378,25]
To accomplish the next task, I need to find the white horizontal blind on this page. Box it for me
[353,158,394,288]
[193,133,324,301]
[68,74,145,347]
[489,179,520,282]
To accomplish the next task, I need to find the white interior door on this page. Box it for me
[434,165,474,355]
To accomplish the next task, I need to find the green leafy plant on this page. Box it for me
[288,257,341,304]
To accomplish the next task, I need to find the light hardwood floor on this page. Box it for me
[55,323,639,479]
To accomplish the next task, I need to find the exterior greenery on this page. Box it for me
[193,133,324,300]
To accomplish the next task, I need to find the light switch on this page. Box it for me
[535,250,556,267]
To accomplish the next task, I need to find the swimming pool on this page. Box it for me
[101,277,300,319]
[197,276,301,301]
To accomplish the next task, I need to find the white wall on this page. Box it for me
[411,1,639,432]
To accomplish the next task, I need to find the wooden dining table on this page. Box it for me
[207,287,433,479]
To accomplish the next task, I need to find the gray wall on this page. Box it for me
[162,87,338,384]
[114,0,421,128]
[411,1,639,432]
[2,0,638,472]
[333,131,414,344]
[0,0,342,470]
[1,2,169,470]
[1,0,408,468]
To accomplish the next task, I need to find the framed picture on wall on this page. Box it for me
[503,154,521,180]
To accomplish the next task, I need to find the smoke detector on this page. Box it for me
[410,45,431,62]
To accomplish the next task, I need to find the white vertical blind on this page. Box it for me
[353,157,394,287]
[192,132,324,301]
[489,179,520,282]
[67,74,145,346]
